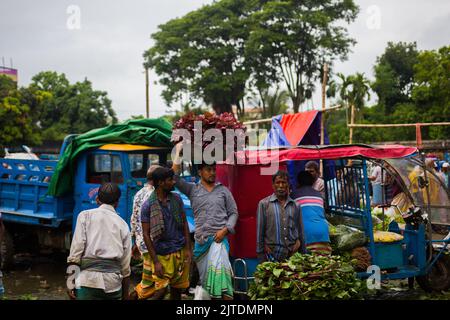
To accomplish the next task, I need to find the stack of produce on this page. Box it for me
[373,230,404,243]
[249,253,365,300]
[328,223,370,272]
[172,112,246,161]
[371,206,405,231]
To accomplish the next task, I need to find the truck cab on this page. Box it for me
[73,143,195,233]
[73,144,169,228]
[0,141,194,269]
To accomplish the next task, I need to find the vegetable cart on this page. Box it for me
[216,144,450,294]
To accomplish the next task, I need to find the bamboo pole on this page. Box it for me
[145,67,150,118]
[349,104,355,144]
[320,64,328,146]
[320,64,328,177]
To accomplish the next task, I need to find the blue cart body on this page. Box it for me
[231,147,450,293]
[0,138,194,253]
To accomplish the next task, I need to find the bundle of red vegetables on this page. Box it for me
[172,112,247,161]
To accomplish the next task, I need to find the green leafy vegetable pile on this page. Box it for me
[248,253,365,300]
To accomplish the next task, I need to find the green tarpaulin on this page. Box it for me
[48,118,173,197]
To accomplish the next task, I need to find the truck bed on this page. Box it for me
[0,158,74,227]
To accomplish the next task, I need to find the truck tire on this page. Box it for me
[0,228,15,270]
[416,254,450,292]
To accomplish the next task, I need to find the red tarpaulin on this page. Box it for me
[279,111,319,146]
[229,144,418,165]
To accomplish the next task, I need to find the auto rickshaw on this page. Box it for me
[216,144,450,294]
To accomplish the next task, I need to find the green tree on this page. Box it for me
[0,76,41,147]
[336,72,371,143]
[253,87,289,118]
[337,73,371,115]
[28,71,117,140]
[0,75,17,97]
[246,0,359,113]
[372,42,419,115]
[145,0,253,115]
[412,46,450,139]
[146,0,358,116]
[326,109,348,144]
[328,44,449,144]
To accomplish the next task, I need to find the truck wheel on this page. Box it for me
[416,254,450,292]
[0,228,15,270]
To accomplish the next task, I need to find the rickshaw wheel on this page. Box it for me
[416,254,450,292]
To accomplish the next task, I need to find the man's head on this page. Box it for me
[305,161,320,181]
[297,170,314,188]
[147,164,162,185]
[152,167,176,193]
[198,161,216,184]
[97,182,121,207]
[272,170,289,198]
[443,162,449,173]
[336,168,343,180]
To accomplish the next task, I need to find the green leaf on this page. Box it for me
[273,268,283,278]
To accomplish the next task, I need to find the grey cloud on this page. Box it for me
[0,0,448,119]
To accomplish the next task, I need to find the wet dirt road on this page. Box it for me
[1,253,68,300]
[1,253,143,300]
[1,252,449,300]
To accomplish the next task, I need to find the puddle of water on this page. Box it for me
[2,254,68,300]
[1,254,145,300]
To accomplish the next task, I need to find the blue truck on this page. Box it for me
[0,136,194,269]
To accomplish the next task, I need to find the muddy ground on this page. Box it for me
[1,252,449,300]
[0,253,145,300]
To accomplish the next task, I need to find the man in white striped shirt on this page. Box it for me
[67,183,131,300]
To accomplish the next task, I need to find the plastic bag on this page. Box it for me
[336,231,367,252]
[193,285,211,300]
[330,225,367,252]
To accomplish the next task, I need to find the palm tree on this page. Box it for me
[337,73,371,111]
[264,87,289,118]
[337,72,371,143]
[248,86,289,119]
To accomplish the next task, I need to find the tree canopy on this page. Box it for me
[145,0,253,115]
[0,76,40,147]
[246,0,358,113]
[0,71,117,149]
[327,43,450,144]
[145,0,358,114]
[371,42,419,115]
[26,71,117,140]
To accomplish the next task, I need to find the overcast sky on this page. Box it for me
[1,0,449,120]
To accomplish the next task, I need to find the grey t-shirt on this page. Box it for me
[175,175,238,244]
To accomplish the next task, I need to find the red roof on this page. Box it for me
[228,144,418,165]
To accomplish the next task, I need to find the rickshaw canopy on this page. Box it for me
[231,144,418,165]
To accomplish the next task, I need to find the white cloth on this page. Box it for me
[130,184,154,254]
[312,177,325,199]
[67,204,132,293]
[196,242,233,292]
[370,166,386,184]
